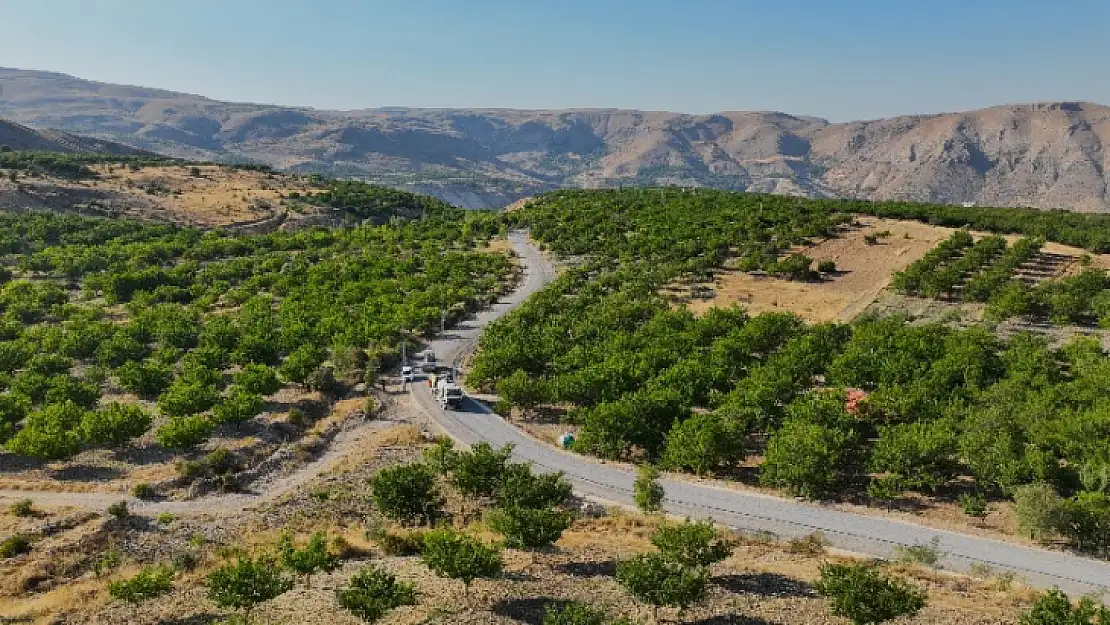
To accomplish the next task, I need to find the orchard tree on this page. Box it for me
[278,532,339,586]
[760,418,860,498]
[420,528,503,596]
[5,401,87,460]
[234,364,281,396]
[814,563,926,625]
[279,345,325,388]
[336,565,419,622]
[499,463,573,509]
[108,566,174,604]
[496,369,549,413]
[661,411,746,475]
[0,393,30,443]
[368,462,442,525]
[155,415,215,451]
[449,442,514,499]
[212,388,265,426]
[634,464,665,514]
[157,381,220,418]
[650,519,732,568]
[1020,588,1110,625]
[487,505,573,550]
[115,360,173,398]
[206,555,292,624]
[79,402,152,447]
[616,553,708,616]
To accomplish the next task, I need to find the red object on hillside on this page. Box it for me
[845,388,868,415]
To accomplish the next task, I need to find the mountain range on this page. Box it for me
[1,67,1108,211]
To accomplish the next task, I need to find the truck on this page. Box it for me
[420,350,437,374]
[434,377,464,410]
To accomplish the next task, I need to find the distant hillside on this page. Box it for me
[1,67,1108,211]
[0,118,149,155]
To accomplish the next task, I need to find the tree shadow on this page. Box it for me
[687,615,777,625]
[555,559,617,578]
[49,464,123,482]
[714,572,814,598]
[491,597,577,625]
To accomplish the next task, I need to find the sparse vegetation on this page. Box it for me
[107,565,174,603]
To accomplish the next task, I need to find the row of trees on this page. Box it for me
[0,203,516,460]
[475,189,1110,557]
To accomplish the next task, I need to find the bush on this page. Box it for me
[1014,482,1064,542]
[487,505,573,550]
[1020,588,1110,625]
[813,563,926,625]
[212,388,264,425]
[80,402,152,447]
[108,500,129,519]
[420,528,503,592]
[959,492,988,518]
[651,519,732,568]
[206,555,293,622]
[336,565,418,623]
[278,532,340,585]
[132,483,156,500]
[422,437,459,475]
[543,602,608,625]
[0,534,31,558]
[616,552,708,611]
[634,464,665,514]
[368,463,442,525]
[369,527,426,556]
[449,441,514,499]
[155,415,215,450]
[9,499,33,517]
[234,364,281,396]
[108,566,174,603]
[817,260,837,273]
[115,360,173,398]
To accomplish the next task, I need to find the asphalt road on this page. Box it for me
[413,233,1110,597]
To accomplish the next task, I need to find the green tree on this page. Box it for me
[869,420,959,493]
[157,381,220,418]
[813,563,927,625]
[115,360,174,398]
[1014,482,1065,542]
[336,565,419,623]
[206,555,293,624]
[234,363,282,396]
[1020,588,1110,625]
[449,441,514,499]
[420,528,503,595]
[616,553,708,614]
[0,393,30,443]
[760,418,859,498]
[496,369,549,413]
[212,388,265,425]
[79,402,152,447]
[108,566,174,603]
[487,505,573,550]
[279,345,325,388]
[278,532,339,586]
[422,437,459,475]
[5,401,87,460]
[155,415,215,451]
[634,464,665,514]
[650,519,732,568]
[499,463,573,509]
[368,463,442,525]
[543,602,608,625]
[661,411,746,475]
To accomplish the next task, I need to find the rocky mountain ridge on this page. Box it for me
[1,67,1107,210]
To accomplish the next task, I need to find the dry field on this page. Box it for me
[678,216,1110,323]
[0,420,1040,625]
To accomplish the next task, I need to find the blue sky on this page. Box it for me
[1,0,1107,120]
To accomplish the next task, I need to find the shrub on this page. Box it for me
[1014,482,1065,542]
[895,537,941,570]
[5,401,87,460]
[336,565,418,622]
[0,534,31,558]
[500,463,573,509]
[206,555,293,623]
[278,532,340,585]
[1020,588,1110,625]
[234,364,281,396]
[115,360,173,398]
[157,381,220,418]
[155,415,215,450]
[651,519,732,568]
[93,548,122,577]
[760,418,859,498]
[543,602,608,625]
[80,402,152,447]
[787,532,830,556]
[422,437,458,475]
[9,499,33,517]
[108,566,174,603]
[368,463,442,525]
[449,441,514,499]
[108,500,129,519]
[132,483,156,500]
[817,260,837,273]
[420,528,503,593]
[157,512,177,525]
[212,388,264,425]
[369,527,426,556]
[487,505,573,550]
[616,552,708,611]
[634,464,665,514]
[959,492,988,518]
[661,411,746,475]
[814,563,927,625]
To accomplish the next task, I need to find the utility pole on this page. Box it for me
[440,310,446,335]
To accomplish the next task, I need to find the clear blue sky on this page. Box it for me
[2,0,1107,121]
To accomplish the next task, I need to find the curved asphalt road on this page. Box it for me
[414,232,1110,597]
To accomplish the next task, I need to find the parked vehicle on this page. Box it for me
[435,378,464,410]
[401,366,414,382]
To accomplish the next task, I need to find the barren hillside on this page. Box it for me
[2,67,1108,210]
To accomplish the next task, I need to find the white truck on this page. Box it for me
[434,378,464,410]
